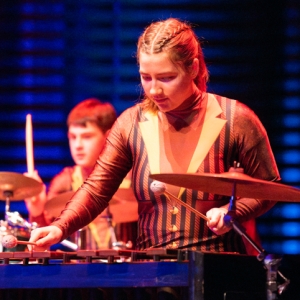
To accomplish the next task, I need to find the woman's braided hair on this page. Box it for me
[137,18,209,112]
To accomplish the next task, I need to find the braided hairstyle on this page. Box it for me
[137,18,209,112]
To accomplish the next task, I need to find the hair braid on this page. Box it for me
[137,18,209,112]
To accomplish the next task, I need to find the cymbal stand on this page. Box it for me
[106,208,132,250]
[3,190,13,221]
[224,166,289,300]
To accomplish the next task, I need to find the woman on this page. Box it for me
[29,18,279,255]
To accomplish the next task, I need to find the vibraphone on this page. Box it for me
[0,249,268,300]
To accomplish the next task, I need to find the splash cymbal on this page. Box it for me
[45,188,138,223]
[150,171,300,202]
[0,172,43,200]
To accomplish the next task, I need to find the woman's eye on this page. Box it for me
[141,75,151,81]
[160,76,174,82]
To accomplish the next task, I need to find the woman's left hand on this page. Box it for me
[206,207,231,235]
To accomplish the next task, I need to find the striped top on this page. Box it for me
[53,93,280,254]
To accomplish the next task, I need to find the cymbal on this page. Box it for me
[45,188,138,223]
[0,172,43,200]
[45,191,74,217]
[150,171,300,202]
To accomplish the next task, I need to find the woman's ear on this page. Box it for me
[191,58,199,79]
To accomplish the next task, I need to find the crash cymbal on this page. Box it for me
[150,171,300,202]
[0,172,43,200]
[45,188,138,223]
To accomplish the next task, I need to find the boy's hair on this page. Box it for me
[67,98,117,133]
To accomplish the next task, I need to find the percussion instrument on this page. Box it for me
[0,171,43,218]
[0,248,268,300]
[150,170,300,202]
[45,189,138,251]
[0,212,37,252]
[0,172,43,201]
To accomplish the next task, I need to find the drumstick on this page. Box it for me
[26,114,34,176]
[150,181,209,221]
[2,234,36,249]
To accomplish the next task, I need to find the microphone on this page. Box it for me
[2,234,36,249]
[150,181,209,221]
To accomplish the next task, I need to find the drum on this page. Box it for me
[0,211,37,252]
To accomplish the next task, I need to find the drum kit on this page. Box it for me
[44,187,139,251]
[0,171,139,252]
[0,172,42,252]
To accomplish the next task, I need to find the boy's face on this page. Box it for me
[67,121,106,169]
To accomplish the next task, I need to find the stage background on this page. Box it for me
[0,0,299,255]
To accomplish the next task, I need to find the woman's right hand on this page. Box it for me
[28,225,63,251]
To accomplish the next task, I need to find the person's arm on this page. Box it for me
[207,101,280,234]
[226,101,279,221]
[51,112,134,241]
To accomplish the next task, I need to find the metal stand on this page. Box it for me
[3,190,13,221]
[224,164,290,300]
[106,213,133,250]
[75,227,87,250]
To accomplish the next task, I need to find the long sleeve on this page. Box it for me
[51,112,134,241]
[228,101,280,222]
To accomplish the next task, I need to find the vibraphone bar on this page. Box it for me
[0,249,268,300]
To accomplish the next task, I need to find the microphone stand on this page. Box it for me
[224,166,289,300]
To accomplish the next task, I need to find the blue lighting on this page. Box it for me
[281,204,300,218]
[22,3,64,14]
[282,150,300,163]
[281,168,300,183]
[15,93,64,104]
[20,20,64,32]
[284,79,300,92]
[19,57,64,68]
[19,39,64,50]
[283,96,300,109]
[15,75,64,87]
[282,132,300,145]
[282,222,300,236]
[285,43,300,55]
[284,61,300,73]
[262,241,300,254]
[286,23,300,37]
[282,240,300,254]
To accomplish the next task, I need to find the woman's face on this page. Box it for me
[139,51,197,112]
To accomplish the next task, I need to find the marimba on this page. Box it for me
[0,249,271,300]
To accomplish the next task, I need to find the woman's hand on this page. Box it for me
[28,225,63,251]
[206,207,231,235]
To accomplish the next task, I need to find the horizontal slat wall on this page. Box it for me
[0,2,70,216]
[257,0,300,255]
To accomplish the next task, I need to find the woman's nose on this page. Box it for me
[150,85,163,96]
